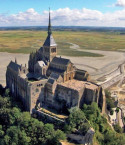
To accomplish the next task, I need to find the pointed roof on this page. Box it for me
[48,7,52,35]
[43,34,57,46]
[51,57,70,66]
[43,8,57,47]
[8,61,21,72]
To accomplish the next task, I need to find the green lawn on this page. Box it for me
[0,30,124,57]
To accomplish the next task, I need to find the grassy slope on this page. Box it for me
[0,30,125,56]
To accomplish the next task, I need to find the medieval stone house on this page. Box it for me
[6,11,104,113]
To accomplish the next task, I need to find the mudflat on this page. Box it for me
[0,49,125,86]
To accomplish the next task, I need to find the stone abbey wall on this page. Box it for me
[75,69,90,81]
[6,67,30,110]
[29,79,47,112]
[56,84,80,109]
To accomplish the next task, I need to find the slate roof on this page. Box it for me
[8,61,21,72]
[48,67,65,74]
[51,57,70,66]
[27,73,47,81]
[47,78,55,84]
[43,34,57,47]
[50,72,60,80]
[47,72,62,85]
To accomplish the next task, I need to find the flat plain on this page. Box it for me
[0,30,125,56]
[0,30,125,86]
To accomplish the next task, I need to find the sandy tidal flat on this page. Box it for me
[0,50,125,86]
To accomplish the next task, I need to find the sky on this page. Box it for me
[0,0,125,27]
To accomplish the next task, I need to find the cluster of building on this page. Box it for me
[6,11,104,114]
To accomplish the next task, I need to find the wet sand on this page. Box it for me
[0,48,125,86]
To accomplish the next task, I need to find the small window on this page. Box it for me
[36,88,39,92]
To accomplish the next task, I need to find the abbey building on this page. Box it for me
[6,11,104,113]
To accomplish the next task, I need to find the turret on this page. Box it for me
[15,58,17,64]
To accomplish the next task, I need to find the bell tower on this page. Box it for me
[43,8,57,62]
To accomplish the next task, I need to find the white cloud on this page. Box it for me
[115,0,125,7]
[0,8,125,27]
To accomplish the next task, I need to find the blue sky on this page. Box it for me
[0,0,123,14]
[0,0,125,27]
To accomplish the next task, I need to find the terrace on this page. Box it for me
[60,79,98,91]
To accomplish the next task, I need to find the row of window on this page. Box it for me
[51,48,56,53]
[37,84,43,87]
[44,48,56,53]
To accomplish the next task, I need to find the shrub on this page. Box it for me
[113,124,123,133]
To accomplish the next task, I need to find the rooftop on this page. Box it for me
[27,73,47,82]
[60,79,98,91]
[43,34,57,47]
[8,61,21,72]
[51,57,70,66]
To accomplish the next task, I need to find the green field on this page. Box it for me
[0,30,125,57]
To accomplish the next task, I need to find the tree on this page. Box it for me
[50,129,66,145]
[110,109,114,115]
[4,89,10,97]
[0,87,67,145]
[67,107,86,132]
[113,124,123,133]
[78,122,90,135]
[4,126,30,145]
[106,98,115,111]
[83,102,102,126]
[115,108,119,113]
[9,107,21,125]
[0,125,4,137]
[105,90,111,98]
[105,89,115,112]
[0,96,11,108]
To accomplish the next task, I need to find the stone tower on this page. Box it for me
[43,8,57,62]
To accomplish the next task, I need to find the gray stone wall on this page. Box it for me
[29,79,48,112]
[6,67,31,110]
[75,69,90,81]
[55,84,80,109]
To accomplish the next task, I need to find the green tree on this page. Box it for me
[78,122,90,135]
[105,90,111,98]
[113,124,123,133]
[51,129,66,145]
[67,107,86,132]
[110,109,114,115]
[4,89,10,97]
[0,125,4,138]
[115,108,119,113]
[4,126,30,145]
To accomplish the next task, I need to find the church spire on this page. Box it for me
[42,8,57,62]
[43,8,56,47]
[48,8,52,35]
